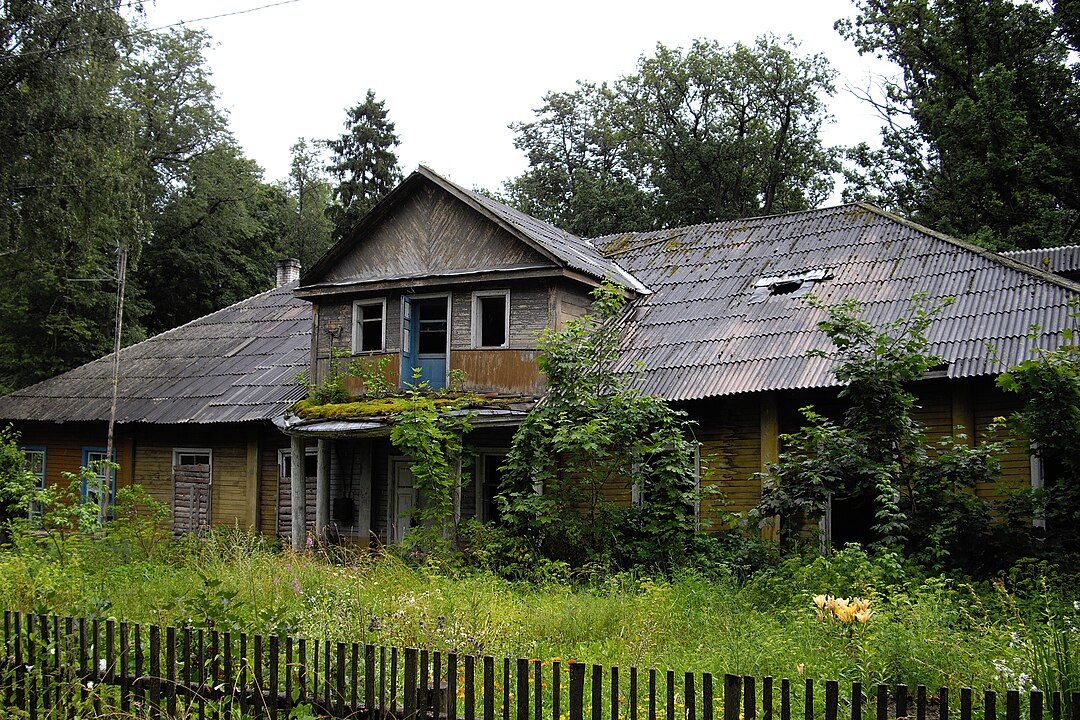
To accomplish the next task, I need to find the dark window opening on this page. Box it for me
[481,454,508,524]
[416,299,448,354]
[357,302,384,352]
[478,295,507,347]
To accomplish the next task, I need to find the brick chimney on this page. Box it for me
[276,258,301,286]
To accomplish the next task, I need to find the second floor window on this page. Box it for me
[353,299,386,353]
[472,290,509,348]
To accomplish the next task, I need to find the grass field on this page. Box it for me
[0,528,1075,699]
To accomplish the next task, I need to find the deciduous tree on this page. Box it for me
[837,0,1080,250]
[505,37,840,236]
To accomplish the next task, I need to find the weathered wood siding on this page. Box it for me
[314,282,555,393]
[10,421,134,492]
[316,184,556,286]
[554,284,594,329]
[450,351,543,395]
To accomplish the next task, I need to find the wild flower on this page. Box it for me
[813,595,874,623]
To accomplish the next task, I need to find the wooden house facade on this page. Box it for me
[2,167,1078,548]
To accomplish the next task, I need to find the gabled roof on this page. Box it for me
[599,203,1080,402]
[0,282,310,425]
[301,166,647,294]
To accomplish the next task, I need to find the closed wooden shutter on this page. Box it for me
[173,464,211,533]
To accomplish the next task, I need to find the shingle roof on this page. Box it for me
[598,203,1080,402]
[0,282,310,424]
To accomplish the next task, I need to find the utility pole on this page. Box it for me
[103,243,127,525]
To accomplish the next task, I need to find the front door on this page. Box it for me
[390,459,418,544]
[402,296,448,389]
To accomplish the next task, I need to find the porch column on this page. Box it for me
[356,439,372,545]
[316,439,331,540]
[290,434,306,551]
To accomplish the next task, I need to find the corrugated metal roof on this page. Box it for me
[1001,245,1080,276]
[0,282,311,424]
[598,203,1080,401]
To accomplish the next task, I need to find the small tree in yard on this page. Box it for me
[753,295,1004,571]
[498,282,699,570]
[997,320,1080,551]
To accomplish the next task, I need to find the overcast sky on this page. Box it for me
[140,0,896,197]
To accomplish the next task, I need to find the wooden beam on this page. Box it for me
[245,430,260,530]
[290,435,306,551]
[355,440,372,546]
[316,439,330,540]
[951,384,975,447]
[759,392,780,542]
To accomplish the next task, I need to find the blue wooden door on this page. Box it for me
[401,296,448,389]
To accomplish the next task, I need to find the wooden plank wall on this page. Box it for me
[10,420,132,491]
[696,395,762,521]
[317,184,553,286]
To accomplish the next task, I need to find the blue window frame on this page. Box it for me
[81,447,116,510]
[21,446,46,519]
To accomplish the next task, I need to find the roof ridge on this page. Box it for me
[854,203,1080,293]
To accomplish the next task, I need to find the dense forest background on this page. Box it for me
[1,0,1077,393]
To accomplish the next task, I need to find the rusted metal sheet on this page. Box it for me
[450,349,545,396]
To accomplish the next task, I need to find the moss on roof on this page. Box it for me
[291,392,524,421]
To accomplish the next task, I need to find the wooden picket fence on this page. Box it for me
[2,610,1079,720]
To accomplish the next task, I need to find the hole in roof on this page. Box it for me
[748,268,832,305]
[770,280,803,296]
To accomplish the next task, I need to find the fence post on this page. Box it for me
[518,658,529,720]
[569,663,585,720]
[551,660,560,720]
[825,680,838,720]
[405,648,418,720]
[684,671,695,720]
[703,673,713,720]
[724,674,741,720]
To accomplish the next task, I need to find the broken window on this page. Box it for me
[748,268,831,304]
[352,298,386,353]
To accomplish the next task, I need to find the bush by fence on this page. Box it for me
[2,610,1079,720]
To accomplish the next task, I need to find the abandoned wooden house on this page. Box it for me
[1,166,1077,547]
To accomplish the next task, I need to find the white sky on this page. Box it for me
[139,0,896,197]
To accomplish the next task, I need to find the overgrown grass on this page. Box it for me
[0,529,1077,698]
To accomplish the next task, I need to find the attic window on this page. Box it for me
[748,268,831,304]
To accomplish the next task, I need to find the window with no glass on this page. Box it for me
[353,299,386,353]
[472,290,509,348]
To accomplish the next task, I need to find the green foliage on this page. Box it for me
[499,282,699,571]
[297,348,354,405]
[109,484,171,561]
[0,426,36,538]
[997,319,1080,549]
[324,90,402,242]
[837,0,1080,250]
[351,354,395,397]
[754,296,1004,571]
[505,36,839,236]
[389,372,473,557]
[287,137,334,270]
[29,463,112,567]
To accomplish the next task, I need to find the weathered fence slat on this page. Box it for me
[2,611,1076,720]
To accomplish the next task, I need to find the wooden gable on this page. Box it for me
[315,183,556,286]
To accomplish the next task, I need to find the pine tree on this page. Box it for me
[324,91,402,242]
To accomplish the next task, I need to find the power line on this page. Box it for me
[1,0,304,62]
[142,0,303,34]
